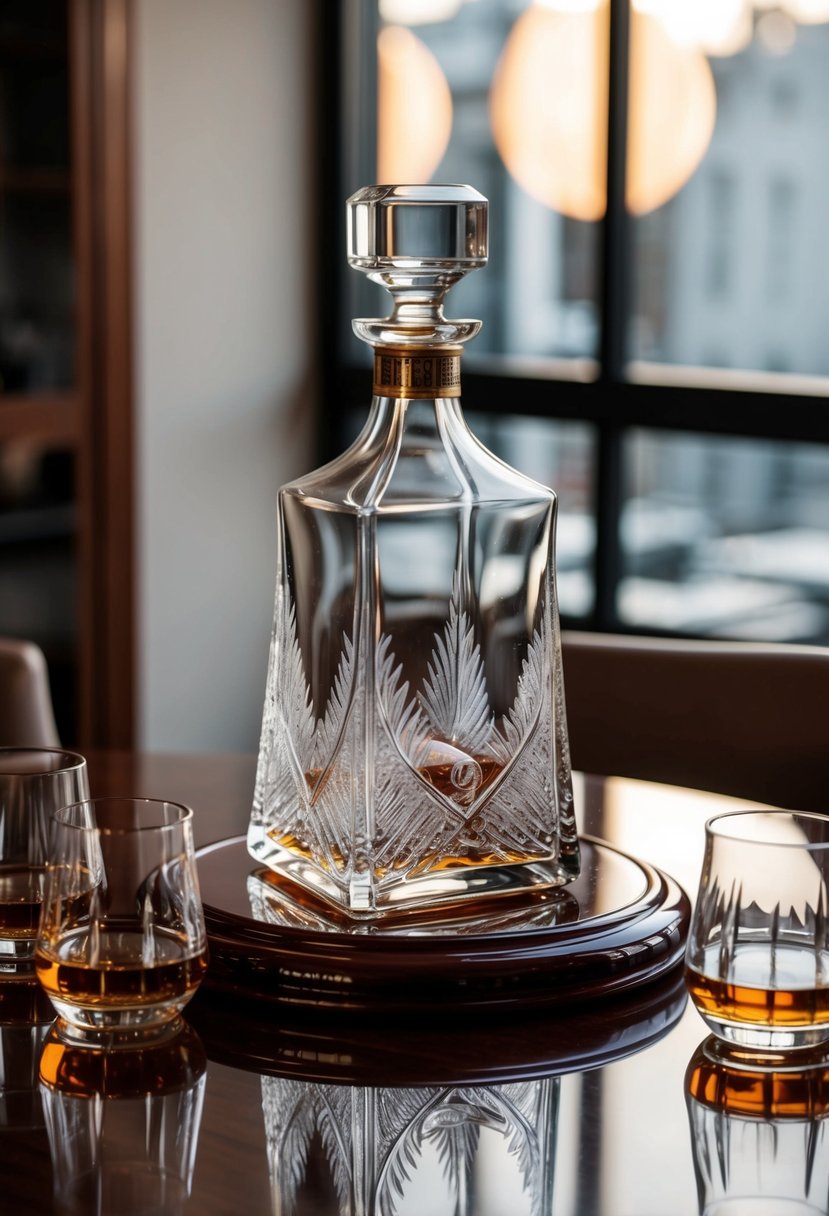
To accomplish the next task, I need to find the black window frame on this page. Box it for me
[316,0,829,639]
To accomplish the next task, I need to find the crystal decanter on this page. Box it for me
[248,184,579,916]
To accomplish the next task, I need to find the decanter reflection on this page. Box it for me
[685,1035,829,1216]
[39,1022,207,1216]
[248,184,578,917]
[261,1073,558,1216]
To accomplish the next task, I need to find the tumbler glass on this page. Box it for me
[0,748,89,967]
[35,797,208,1042]
[685,809,829,1051]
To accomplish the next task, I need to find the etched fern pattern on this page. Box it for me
[417,594,495,758]
[261,1076,557,1216]
[250,578,567,897]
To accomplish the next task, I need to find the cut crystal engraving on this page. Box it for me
[249,582,571,903]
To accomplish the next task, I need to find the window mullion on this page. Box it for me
[593,0,633,629]
[599,0,632,379]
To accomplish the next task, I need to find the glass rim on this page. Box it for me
[705,807,829,849]
[0,747,88,777]
[53,796,193,834]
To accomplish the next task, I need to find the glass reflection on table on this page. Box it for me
[39,1021,207,1216]
[685,1035,829,1216]
[0,971,55,1128]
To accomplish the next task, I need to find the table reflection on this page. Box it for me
[187,971,688,1216]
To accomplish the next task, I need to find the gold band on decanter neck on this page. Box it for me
[373,348,462,398]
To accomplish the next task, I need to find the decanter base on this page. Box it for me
[247,825,580,919]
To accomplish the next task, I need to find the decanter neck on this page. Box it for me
[371,345,463,400]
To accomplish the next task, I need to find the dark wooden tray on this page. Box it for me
[186,967,688,1086]
[195,835,690,1016]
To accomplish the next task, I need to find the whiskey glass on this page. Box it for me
[35,797,208,1042]
[0,748,89,967]
[685,809,829,1051]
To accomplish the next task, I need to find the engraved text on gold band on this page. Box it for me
[373,350,462,398]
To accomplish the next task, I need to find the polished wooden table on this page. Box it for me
[2,753,815,1215]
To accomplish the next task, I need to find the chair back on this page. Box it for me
[561,630,829,812]
[0,637,61,747]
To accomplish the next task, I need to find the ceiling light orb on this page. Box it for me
[627,11,717,213]
[783,0,829,23]
[536,0,603,11]
[756,9,798,51]
[377,25,453,183]
[379,0,464,25]
[634,0,752,57]
[489,3,609,221]
[489,1,717,220]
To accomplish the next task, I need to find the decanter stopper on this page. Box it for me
[347,183,488,348]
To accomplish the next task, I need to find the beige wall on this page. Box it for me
[134,0,315,752]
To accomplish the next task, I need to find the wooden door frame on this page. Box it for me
[72,0,135,747]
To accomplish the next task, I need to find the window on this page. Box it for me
[320,0,829,647]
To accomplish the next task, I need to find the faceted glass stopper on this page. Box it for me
[347,183,488,268]
[347,184,488,347]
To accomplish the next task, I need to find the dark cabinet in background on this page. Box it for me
[0,0,134,747]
